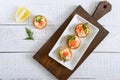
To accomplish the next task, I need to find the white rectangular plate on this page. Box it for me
[49,14,99,70]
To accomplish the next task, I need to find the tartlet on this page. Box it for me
[75,23,90,38]
[58,46,72,62]
[67,35,80,49]
[33,15,47,29]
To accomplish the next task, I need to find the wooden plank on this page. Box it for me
[0,0,64,25]
[0,25,57,40]
[0,0,119,26]
[0,53,57,80]
[0,53,120,80]
[0,25,119,52]
[0,25,57,52]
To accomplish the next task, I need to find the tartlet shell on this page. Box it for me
[33,15,47,29]
[75,23,90,38]
[66,35,81,49]
[57,46,72,61]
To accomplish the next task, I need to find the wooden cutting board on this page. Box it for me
[33,1,111,80]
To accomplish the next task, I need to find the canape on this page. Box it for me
[75,23,90,38]
[33,15,47,29]
[67,35,80,49]
[58,46,72,62]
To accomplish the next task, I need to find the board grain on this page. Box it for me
[33,1,111,80]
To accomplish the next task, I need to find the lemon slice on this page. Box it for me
[15,6,31,22]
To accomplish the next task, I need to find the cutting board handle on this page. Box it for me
[92,1,112,21]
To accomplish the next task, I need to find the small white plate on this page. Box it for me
[48,14,99,70]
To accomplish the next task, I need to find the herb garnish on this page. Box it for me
[58,50,62,57]
[25,28,34,40]
[82,23,88,34]
[62,57,66,62]
[36,16,42,22]
[68,35,75,40]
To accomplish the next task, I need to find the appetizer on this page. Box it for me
[33,15,47,29]
[58,46,72,62]
[67,35,80,49]
[75,23,90,38]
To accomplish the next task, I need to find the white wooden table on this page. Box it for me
[0,0,120,80]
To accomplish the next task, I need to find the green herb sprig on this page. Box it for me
[25,28,34,40]
[68,35,75,40]
[82,23,88,34]
[36,16,42,22]
[62,57,66,62]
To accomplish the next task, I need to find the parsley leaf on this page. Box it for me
[62,57,66,62]
[82,23,88,34]
[36,16,42,22]
[25,28,34,40]
[68,35,75,40]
